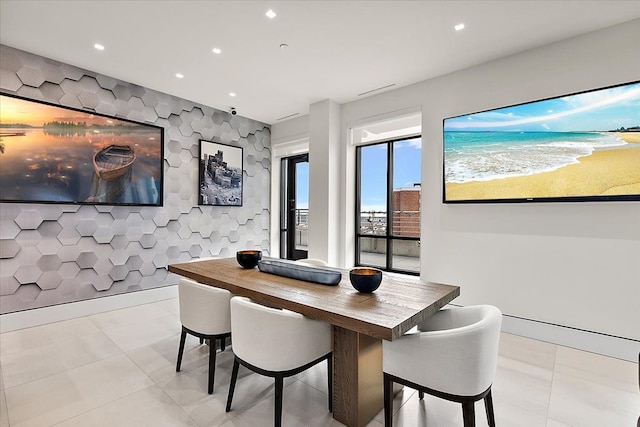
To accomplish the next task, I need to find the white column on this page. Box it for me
[308,99,341,265]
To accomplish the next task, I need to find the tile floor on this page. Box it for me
[0,298,638,427]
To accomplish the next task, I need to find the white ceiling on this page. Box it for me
[1,1,640,125]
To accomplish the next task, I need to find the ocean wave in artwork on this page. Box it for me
[444,132,626,183]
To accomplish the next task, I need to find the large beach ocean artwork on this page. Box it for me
[443,81,640,203]
[0,94,163,206]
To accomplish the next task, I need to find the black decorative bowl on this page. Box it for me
[349,268,383,293]
[236,250,262,269]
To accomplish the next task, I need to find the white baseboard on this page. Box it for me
[0,286,178,333]
[501,314,639,363]
[443,303,638,362]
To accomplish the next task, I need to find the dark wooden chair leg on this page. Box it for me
[462,401,476,427]
[176,329,187,372]
[327,354,333,412]
[418,390,424,400]
[221,338,226,351]
[383,373,393,427]
[208,338,217,394]
[199,337,204,345]
[226,358,240,412]
[275,376,284,427]
[484,389,495,427]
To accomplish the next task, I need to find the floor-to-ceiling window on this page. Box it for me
[280,154,309,260]
[355,136,421,274]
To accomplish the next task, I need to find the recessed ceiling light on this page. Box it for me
[94,43,105,51]
[454,23,465,31]
[266,9,276,19]
[176,73,184,79]
[280,43,289,49]
[229,92,236,97]
[212,47,222,54]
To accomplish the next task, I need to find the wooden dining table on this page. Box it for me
[168,257,460,427]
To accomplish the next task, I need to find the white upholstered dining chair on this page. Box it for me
[186,257,221,343]
[176,278,232,394]
[295,258,329,267]
[225,296,332,427]
[382,305,502,427]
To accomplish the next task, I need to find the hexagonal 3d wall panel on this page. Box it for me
[0,45,271,314]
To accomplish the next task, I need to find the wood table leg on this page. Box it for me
[332,325,383,427]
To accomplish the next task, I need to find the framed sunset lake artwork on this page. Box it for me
[0,93,164,206]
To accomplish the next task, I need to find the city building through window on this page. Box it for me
[356,136,421,274]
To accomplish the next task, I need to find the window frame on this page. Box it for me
[279,153,309,260]
[355,136,421,275]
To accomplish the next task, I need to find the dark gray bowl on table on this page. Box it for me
[236,250,262,269]
[349,267,383,293]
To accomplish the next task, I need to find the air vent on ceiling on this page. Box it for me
[357,83,396,97]
[276,112,300,121]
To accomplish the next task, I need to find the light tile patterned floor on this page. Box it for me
[0,298,638,427]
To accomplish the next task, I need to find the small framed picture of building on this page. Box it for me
[198,140,243,206]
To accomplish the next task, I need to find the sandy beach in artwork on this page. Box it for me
[446,132,640,200]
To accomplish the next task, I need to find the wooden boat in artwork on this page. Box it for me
[93,144,136,180]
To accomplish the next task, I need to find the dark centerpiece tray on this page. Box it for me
[257,259,342,286]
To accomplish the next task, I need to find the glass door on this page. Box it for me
[280,154,309,260]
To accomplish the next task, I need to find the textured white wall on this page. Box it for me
[0,45,271,315]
